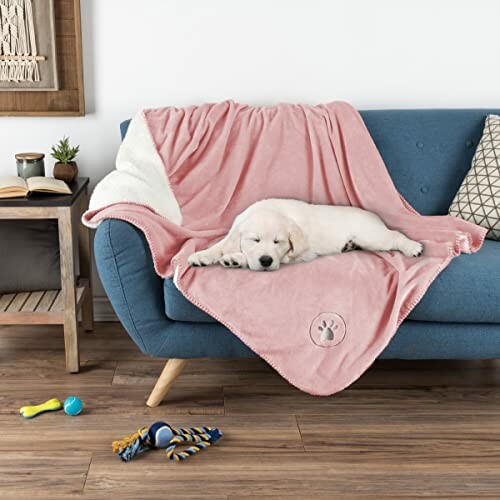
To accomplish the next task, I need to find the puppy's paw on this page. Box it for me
[219,252,247,269]
[188,250,218,267]
[401,240,424,257]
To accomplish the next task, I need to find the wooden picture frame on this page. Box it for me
[0,0,84,116]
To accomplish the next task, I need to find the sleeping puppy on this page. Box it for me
[188,198,423,271]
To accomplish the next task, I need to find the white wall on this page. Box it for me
[1,0,499,299]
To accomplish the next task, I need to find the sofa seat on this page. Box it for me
[164,239,500,324]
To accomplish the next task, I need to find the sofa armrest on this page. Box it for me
[94,219,167,354]
[94,218,256,359]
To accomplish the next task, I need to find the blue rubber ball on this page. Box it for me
[64,396,83,416]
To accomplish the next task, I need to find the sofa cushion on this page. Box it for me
[164,278,216,323]
[410,239,500,323]
[164,239,500,324]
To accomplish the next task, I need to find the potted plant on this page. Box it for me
[51,136,80,183]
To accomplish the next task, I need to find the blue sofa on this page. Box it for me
[94,109,500,406]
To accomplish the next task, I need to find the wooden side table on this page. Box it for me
[0,177,93,373]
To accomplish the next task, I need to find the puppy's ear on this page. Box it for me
[220,227,241,254]
[219,213,245,254]
[287,220,308,259]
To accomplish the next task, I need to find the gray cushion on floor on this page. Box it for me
[0,220,60,293]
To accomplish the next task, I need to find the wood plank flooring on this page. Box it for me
[1,322,500,498]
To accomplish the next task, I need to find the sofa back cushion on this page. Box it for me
[121,108,500,216]
[361,109,500,215]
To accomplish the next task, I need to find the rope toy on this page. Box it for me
[112,421,222,462]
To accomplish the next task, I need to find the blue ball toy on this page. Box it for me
[63,396,83,416]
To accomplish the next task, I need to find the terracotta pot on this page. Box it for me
[53,161,78,183]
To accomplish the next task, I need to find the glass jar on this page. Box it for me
[16,152,45,179]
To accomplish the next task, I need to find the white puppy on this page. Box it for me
[188,199,423,271]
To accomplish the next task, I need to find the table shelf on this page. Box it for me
[0,279,89,325]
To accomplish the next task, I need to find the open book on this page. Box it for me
[0,176,72,199]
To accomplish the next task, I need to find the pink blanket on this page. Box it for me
[84,101,486,395]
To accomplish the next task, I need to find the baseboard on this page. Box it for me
[93,296,117,321]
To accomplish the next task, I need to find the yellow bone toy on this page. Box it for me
[20,398,63,419]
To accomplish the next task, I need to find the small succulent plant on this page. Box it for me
[51,136,80,164]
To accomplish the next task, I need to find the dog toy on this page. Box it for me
[63,396,83,416]
[19,398,62,419]
[112,421,222,462]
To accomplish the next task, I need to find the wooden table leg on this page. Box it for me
[58,207,80,373]
[78,187,93,331]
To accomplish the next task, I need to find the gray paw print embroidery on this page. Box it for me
[310,312,347,348]
[318,320,338,342]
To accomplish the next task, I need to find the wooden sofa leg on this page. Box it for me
[146,359,189,407]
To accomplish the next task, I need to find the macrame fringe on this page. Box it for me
[0,59,39,82]
[0,0,40,82]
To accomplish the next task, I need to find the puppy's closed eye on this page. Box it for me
[245,236,260,243]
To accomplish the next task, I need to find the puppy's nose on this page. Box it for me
[259,255,273,268]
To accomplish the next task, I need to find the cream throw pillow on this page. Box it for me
[449,114,500,240]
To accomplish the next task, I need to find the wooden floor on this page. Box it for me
[1,323,500,498]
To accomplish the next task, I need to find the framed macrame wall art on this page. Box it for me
[0,0,58,91]
[0,0,84,116]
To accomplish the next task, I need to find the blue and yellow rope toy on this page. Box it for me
[112,421,222,462]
